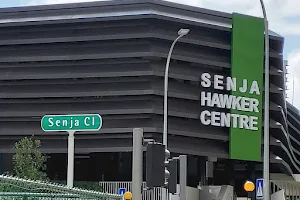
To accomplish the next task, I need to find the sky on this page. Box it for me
[0,0,300,109]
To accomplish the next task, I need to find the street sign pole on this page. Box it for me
[256,178,264,199]
[132,128,143,200]
[41,114,102,188]
[119,188,126,200]
[179,155,187,200]
[67,131,75,188]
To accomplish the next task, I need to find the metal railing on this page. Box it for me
[0,175,122,200]
[0,192,81,199]
[99,182,163,200]
[271,180,300,199]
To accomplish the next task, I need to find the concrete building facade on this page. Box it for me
[0,0,297,196]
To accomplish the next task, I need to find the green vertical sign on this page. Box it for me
[229,13,264,161]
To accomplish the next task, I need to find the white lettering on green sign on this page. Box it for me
[201,73,260,94]
[199,73,260,131]
[41,114,102,132]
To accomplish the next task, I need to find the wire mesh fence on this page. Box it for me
[0,175,122,200]
[0,192,80,200]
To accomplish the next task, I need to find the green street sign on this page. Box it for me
[41,114,102,132]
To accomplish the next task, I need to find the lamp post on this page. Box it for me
[259,0,270,200]
[163,28,189,200]
[163,28,190,148]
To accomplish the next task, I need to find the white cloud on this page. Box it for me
[280,0,300,17]
[28,0,95,5]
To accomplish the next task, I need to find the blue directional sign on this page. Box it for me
[119,188,126,195]
[256,178,264,199]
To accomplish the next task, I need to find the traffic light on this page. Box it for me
[146,143,165,187]
[167,158,178,194]
[145,143,171,188]
[164,148,170,186]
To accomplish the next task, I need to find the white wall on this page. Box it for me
[271,190,285,200]
[167,185,200,200]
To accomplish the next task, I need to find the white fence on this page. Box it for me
[99,182,235,200]
[99,182,163,200]
[271,180,300,199]
[99,180,300,200]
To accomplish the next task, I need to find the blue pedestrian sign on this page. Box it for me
[256,178,264,199]
[119,188,126,195]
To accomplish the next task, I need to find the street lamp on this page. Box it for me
[259,0,270,200]
[163,28,190,148]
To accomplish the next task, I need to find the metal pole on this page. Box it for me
[67,131,75,188]
[259,0,270,200]
[132,128,143,200]
[163,34,184,148]
[163,34,184,200]
[179,155,187,200]
[163,28,189,200]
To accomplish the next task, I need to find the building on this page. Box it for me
[0,0,298,196]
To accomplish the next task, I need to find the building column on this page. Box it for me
[198,156,207,186]
[206,157,217,185]
[0,153,3,174]
[225,160,235,187]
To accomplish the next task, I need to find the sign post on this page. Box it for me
[119,188,126,195]
[119,188,126,200]
[41,114,102,188]
[67,131,75,188]
[256,178,264,199]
